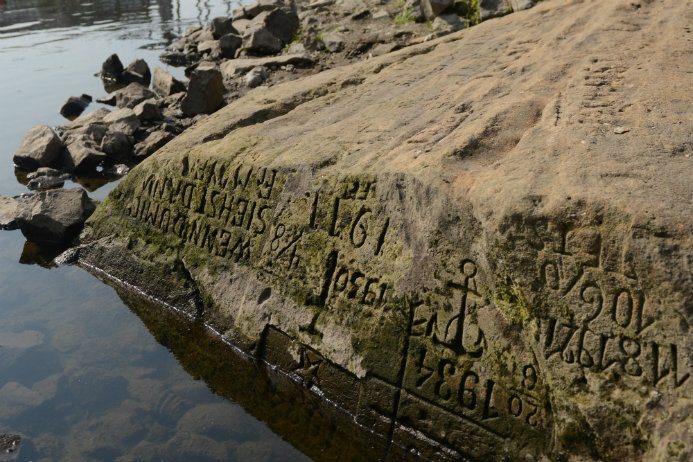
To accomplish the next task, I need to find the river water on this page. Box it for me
[0,1,311,460]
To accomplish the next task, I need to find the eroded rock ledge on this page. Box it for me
[77,1,693,460]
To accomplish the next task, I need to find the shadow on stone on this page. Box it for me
[99,282,423,462]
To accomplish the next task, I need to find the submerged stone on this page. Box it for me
[78,1,693,461]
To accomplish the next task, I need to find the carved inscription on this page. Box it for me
[396,259,551,451]
[502,218,690,390]
[125,159,279,264]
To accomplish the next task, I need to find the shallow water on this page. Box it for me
[0,1,312,460]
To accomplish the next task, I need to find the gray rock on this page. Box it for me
[133,99,163,121]
[62,123,108,144]
[66,108,112,129]
[197,29,215,43]
[15,188,96,244]
[220,53,314,76]
[101,53,124,79]
[59,94,92,120]
[432,13,467,32]
[306,0,336,9]
[510,0,536,11]
[27,167,63,179]
[197,39,222,58]
[245,66,269,88]
[110,83,157,109]
[369,42,400,57]
[321,32,345,52]
[480,0,513,20]
[152,67,186,97]
[242,25,284,54]
[122,58,152,86]
[232,0,285,20]
[104,164,130,176]
[134,131,174,158]
[13,125,63,171]
[250,9,299,44]
[160,50,197,67]
[26,167,71,190]
[404,0,425,21]
[63,134,108,171]
[180,64,224,116]
[101,131,133,161]
[285,42,307,55]
[372,8,390,19]
[210,16,237,39]
[219,33,243,59]
[0,196,19,230]
[232,18,252,36]
[103,108,141,136]
[421,0,453,19]
[27,173,70,191]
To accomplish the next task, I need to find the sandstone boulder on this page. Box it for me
[0,196,19,230]
[103,108,141,135]
[79,1,693,461]
[421,0,453,19]
[101,53,124,79]
[18,188,96,244]
[152,67,186,97]
[210,16,237,39]
[63,134,107,171]
[180,64,224,116]
[134,131,174,159]
[109,83,157,109]
[101,131,133,161]
[13,125,63,171]
[59,94,92,120]
[133,99,162,122]
[122,58,152,86]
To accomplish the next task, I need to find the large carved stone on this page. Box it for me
[77,1,693,461]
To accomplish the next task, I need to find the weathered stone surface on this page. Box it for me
[219,33,243,59]
[0,196,20,230]
[242,25,284,55]
[210,16,237,39]
[421,0,453,19]
[220,53,313,76]
[320,32,345,52]
[244,66,269,88]
[152,67,186,97]
[101,131,133,161]
[134,131,174,158]
[180,64,224,116]
[27,168,71,190]
[18,188,96,244]
[432,14,466,33]
[101,53,124,79]
[59,94,92,120]
[103,108,141,135]
[13,125,63,171]
[112,83,157,109]
[133,99,163,122]
[122,58,152,86]
[66,108,111,129]
[63,134,108,171]
[233,0,285,20]
[79,1,693,461]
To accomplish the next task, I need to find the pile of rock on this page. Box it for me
[0,189,96,245]
[155,0,537,97]
[6,0,538,249]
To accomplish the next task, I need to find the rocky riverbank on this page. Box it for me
[3,0,537,247]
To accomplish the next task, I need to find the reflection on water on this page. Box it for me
[0,0,315,460]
